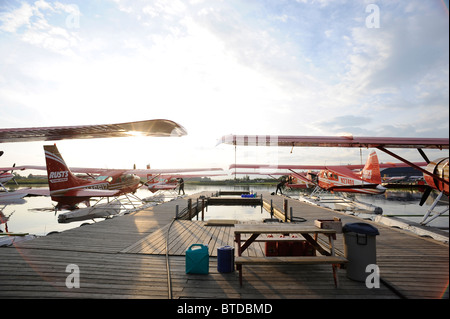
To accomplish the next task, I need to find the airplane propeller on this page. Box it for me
[418,162,435,206]
[418,149,430,164]
[11,163,18,185]
[416,148,435,207]
[419,186,433,206]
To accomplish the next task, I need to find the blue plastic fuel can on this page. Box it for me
[217,245,235,273]
[185,244,209,274]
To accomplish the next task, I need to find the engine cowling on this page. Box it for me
[424,157,449,195]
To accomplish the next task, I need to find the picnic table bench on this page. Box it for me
[234,224,347,287]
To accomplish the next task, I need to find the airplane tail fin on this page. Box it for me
[44,144,85,192]
[360,151,382,184]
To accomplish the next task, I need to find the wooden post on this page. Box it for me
[196,199,199,220]
[201,198,205,221]
[260,194,263,214]
[290,207,293,223]
[270,199,273,218]
[188,198,192,220]
[284,199,288,222]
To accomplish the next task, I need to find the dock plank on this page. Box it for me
[0,191,447,299]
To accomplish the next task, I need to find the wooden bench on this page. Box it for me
[235,255,348,287]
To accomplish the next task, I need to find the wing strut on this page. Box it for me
[376,147,448,186]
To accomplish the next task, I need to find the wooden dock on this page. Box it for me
[0,191,448,299]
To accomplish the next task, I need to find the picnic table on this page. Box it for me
[234,224,347,287]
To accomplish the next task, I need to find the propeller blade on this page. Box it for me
[419,187,432,206]
[418,149,430,164]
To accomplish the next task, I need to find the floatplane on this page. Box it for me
[231,151,427,194]
[145,172,225,195]
[13,144,223,222]
[230,151,421,214]
[0,152,27,201]
[0,119,188,202]
[220,134,449,225]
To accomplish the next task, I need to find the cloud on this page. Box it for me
[0,0,81,56]
[0,0,448,168]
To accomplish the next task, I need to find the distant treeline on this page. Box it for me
[11,174,279,186]
[10,174,48,184]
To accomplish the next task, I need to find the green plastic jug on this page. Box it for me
[185,244,209,274]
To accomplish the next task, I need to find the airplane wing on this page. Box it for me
[0,166,26,172]
[13,188,50,196]
[0,119,187,143]
[124,168,224,178]
[221,134,446,184]
[229,162,427,171]
[11,188,118,198]
[62,189,120,197]
[230,163,326,170]
[219,135,449,149]
[11,166,224,177]
[150,172,227,179]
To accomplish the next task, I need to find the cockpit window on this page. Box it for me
[96,176,113,182]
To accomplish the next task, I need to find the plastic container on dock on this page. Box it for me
[343,222,379,282]
[185,244,209,274]
[217,245,234,273]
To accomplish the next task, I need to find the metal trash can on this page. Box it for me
[343,223,379,282]
[217,245,234,273]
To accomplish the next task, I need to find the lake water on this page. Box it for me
[1,184,448,236]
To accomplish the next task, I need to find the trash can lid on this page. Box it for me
[343,222,379,236]
[218,245,234,251]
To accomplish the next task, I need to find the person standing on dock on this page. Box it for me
[178,178,185,195]
[276,178,286,195]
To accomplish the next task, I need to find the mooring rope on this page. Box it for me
[165,217,176,299]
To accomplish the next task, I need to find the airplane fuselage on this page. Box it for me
[49,171,141,209]
[52,174,140,193]
[146,176,178,193]
[317,169,386,194]
[0,172,14,185]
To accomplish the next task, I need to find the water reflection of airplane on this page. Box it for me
[220,134,448,225]
[0,119,188,202]
[1,205,34,244]
[15,144,223,210]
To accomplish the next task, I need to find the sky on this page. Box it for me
[0,0,449,177]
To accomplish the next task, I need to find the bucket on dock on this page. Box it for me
[217,245,234,273]
[343,223,379,282]
[185,244,209,274]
